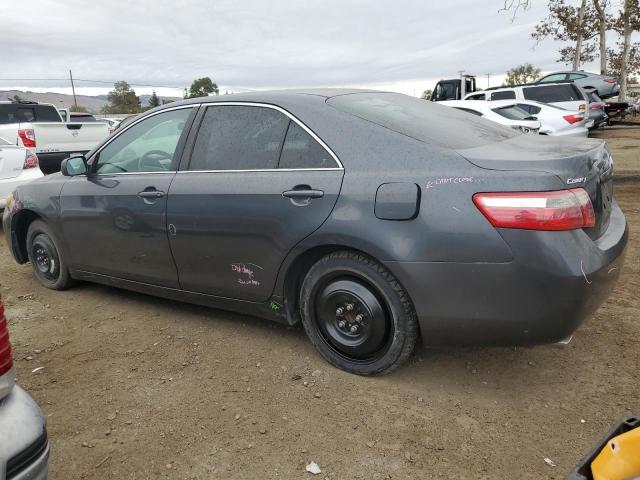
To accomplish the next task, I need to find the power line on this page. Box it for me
[0,77,184,89]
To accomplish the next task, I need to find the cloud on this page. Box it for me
[0,0,622,96]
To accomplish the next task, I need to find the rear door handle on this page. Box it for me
[138,189,165,199]
[282,189,324,199]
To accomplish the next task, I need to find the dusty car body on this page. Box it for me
[3,90,628,374]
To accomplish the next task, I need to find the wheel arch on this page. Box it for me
[281,243,413,326]
[10,209,43,263]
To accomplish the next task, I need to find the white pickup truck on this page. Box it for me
[0,101,109,173]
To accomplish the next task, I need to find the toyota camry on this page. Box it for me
[3,90,628,375]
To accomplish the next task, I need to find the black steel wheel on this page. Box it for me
[300,251,418,375]
[26,220,74,290]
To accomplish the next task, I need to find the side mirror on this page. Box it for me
[61,155,87,176]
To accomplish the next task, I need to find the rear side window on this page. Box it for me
[466,93,486,100]
[523,84,583,103]
[517,104,541,114]
[453,107,483,116]
[0,104,61,123]
[190,106,289,171]
[34,106,62,122]
[490,90,516,100]
[279,122,336,169]
[568,73,587,80]
[491,105,530,120]
[327,92,518,149]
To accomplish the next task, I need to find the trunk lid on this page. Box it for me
[458,135,614,239]
[0,144,25,180]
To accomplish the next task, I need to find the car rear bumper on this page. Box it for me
[547,127,589,138]
[0,169,44,208]
[0,383,49,480]
[385,201,628,347]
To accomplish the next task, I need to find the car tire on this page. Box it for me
[26,220,74,290]
[299,250,418,375]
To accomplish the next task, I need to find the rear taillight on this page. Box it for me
[563,114,584,124]
[604,78,616,84]
[18,129,36,148]
[23,151,39,169]
[0,302,13,377]
[473,188,596,231]
[590,103,603,110]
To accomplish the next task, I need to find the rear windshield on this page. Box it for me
[70,114,97,122]
[327,92,518,149]
[523,84,584,103]
[0,104,62,124]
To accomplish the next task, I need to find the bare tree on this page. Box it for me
[574,0,588,69]
[592,0,610,74]
[616,0,640,100]
[500,0,532,20]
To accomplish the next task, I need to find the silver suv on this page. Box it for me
[538,71,620,99]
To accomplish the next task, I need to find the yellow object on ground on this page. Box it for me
[592,426,640,480]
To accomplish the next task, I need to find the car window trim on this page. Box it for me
[86,104,199,175]
[180,102,344,172]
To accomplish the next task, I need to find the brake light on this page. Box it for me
[604,79,616,84]
[23,151,39,169]
[0,301,13,377]
[563,114,584,124]
[18,129,36,148]
[590,103,603,110]
[473,188,596,231]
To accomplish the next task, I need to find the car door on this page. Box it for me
[166,103,344,302]
[60,106,196,287]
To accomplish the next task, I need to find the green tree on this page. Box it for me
[69,105,88,112]
[184,77,219,99]
[420,89,433,100]
[102,81,141,114]
[148,90,160,108]
[505,63,542,85]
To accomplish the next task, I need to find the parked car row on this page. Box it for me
[0,100,109,174]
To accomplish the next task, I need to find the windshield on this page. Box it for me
[327,92,518,149]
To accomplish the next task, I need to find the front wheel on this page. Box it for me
[299,251,418,375]
[26,220,74,290]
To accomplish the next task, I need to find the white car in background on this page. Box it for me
[440,100,541,134]
[490,99,588,137]
[0,137,43,209]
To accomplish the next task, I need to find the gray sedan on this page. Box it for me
[538,71,620,99]
[3,90,628,375]
[0,298,49,479]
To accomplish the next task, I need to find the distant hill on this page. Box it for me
[1,90,181,113]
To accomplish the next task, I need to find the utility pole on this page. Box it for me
[486,73,491,88]
[69,70,78,108]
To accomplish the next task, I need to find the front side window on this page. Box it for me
[189,105,289,171]
[279,122,335,169]
[490,90,516,100]
[93,107,192,174]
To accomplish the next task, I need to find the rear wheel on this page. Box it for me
[26,220,73,290]
[299,251,418,375]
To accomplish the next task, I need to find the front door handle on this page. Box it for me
[138,190,165,199]
[282,189,324,199]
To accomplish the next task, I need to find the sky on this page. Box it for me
[0,0,634,98]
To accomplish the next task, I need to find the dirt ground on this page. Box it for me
[590,118,640,175]
[2,128,639,479]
